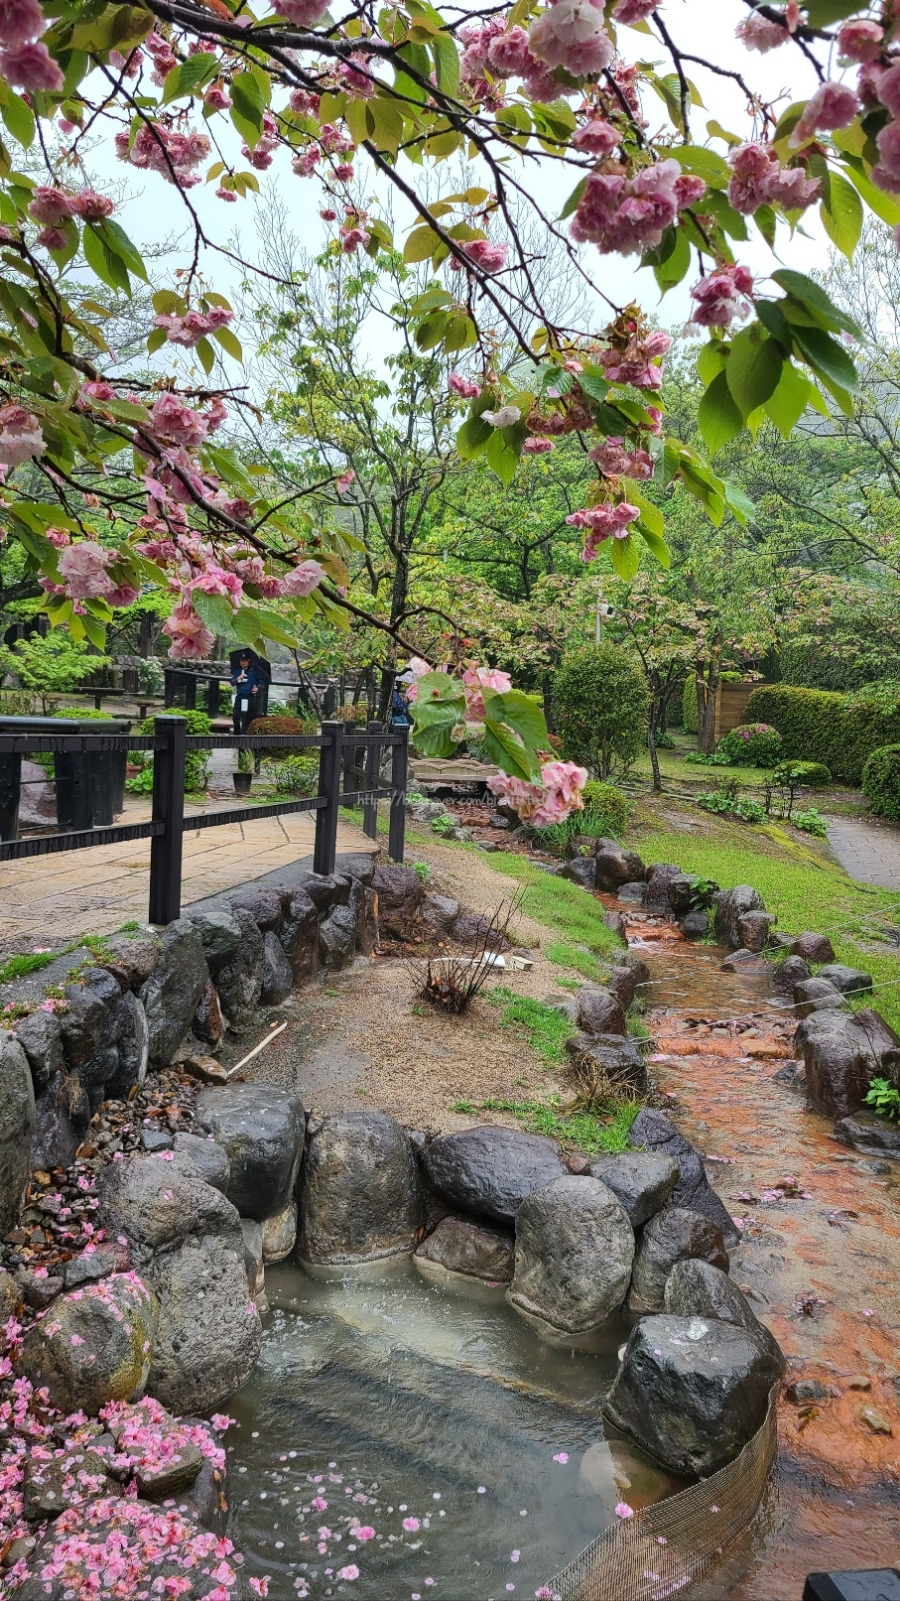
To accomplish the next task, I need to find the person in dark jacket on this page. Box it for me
[391,681,412,727]
[231,652,264,734]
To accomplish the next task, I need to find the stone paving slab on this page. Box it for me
[827,814,900,892]
[0,797,376,947]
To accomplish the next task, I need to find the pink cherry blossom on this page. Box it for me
[274,0,329,21]
[0,403,43,468]
[838,18,883,63]
[528,0,614,77]
[28,185,73,225]
[735,10,787,52]
[482,404,521,428]
[150,392,209,449]
[690,262,754,329]
[449,371,481,398]
[589,435,653,478]
[615,1500,634,1518]
[0,37,63,89]
[572,119,619,155]
[162,599,215,661]
[613,0,660,23]
[280,558,326,597]
[0,0,46,50]
[566,499,639,557]
[727,141,819,214]
[459,238,508,273]
[790,80,859,145]
[403,1517,421,1532]
[572,158,697,256]
[462,664,513,718]
[69,188,115,221]
[523,436,554,453]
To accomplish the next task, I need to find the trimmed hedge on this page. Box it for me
[745,685,900,785]
[773,760,832,787]
[862,745,900,821]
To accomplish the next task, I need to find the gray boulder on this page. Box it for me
[793,977,846,1019]
[452,909,512,950]
[195,1084,306,1222]
[772,955,810,996]
[140,919,209,1069]
[588,1152,678,1228]
[663,1259,785,1377]
[98,933,159,990]
[18,1273,158,1416]
[680,911,709,940]
[566,1033,647,1095]
[59,981,107,1071]
[564,857,597,891]
[616,882,645,904]
[414,1215,514,1284]
[604,1313,779,1476]
[298,1111,422,1265]
[593,845,645,892]
[628,1207,728,1314]
[190,909,242,974]
[349,879,378,957]
[628,1108,738,1245]
[318,903,357,969]
[605,965,640,1009]
[14,1008,63,1092]
[229,887,283,933]
[262,1201,297,1262]
[372,863,423,927]
[643,864,682,910]
[167,1132,231,1192]
[421,1125,567,1225]
[97,1157,261,1414]
[30,1069,90,1173]
[279,887,319,985]
[507,1176,634,1340]
[833,1112,900,1159]
[261,931,293,1005]
[420,893,461,932]
[241,1218,265,1298]
[667,875,704,919]
[298,871,351,913]
[577,987,627,1038]
[103,990,150,1102]
[714,886,765,949]
[213,909,263,1028]
[791,932,835,964]
[817,963,873,996]
[0,1033,35,1235]
[794,1007,899,1119]
[614,950,652,987]
[737,912,777,952]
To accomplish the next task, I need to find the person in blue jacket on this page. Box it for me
[231,651,265,734]
[391,676,413,727]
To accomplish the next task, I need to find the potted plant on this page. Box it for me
[234,747,253,796]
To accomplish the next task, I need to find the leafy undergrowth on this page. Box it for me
[632,810,900,1033]
[482,853,622,958]
[486,986,574,1066]
[452,1095,640,1155]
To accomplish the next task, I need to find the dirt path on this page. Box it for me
[633,916,900,1600]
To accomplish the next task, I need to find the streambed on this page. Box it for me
[226,1258,682,1600]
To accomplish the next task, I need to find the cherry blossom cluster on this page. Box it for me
[0,0,62,90]
[0,403,44,469]
[690,262,755,330]
[488,758,588,825]
[727,143,820,215]
[566,500,640,559]
[152,307,234,348]
[589,436,654,480]
[571,159,706,257]
[26,184,115,250]
[115,122,211,188]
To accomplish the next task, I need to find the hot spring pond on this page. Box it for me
[226,1258,683,1600]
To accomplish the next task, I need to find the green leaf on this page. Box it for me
[609,534,641,581]
[83,224,130,296]
[410,717,459,759]
[481,720,540,782]
[629,489,664,536]
[577,367,608,404]
[456,415,492,459]
[650,227,690,292]
[212,325,243,362]
[404,224,439,263]
[725,326,783,418]
[485,427,520,486]
[763,360,812,437]
[431,33,460,96]
[721,480,756,527]
[667,145,730,186]
[557,176,586,222]
[192,590,236,637]
[697,369,743,454]
[696,340,727,385]
[820,169,863,260]
[196,336,215,376]
[636,526,671,567]
[789,323,859,396]
[230,70,265,149]
[97,218,148,282]
[839,160,900,228]
[482,688,548,751]
[804,0,860,20]
[415,309,449,350]
[163,52,217,103]
[755,299,792,348]
[770,268,862,339]
[412,670,466,708]
[0,91,35,149]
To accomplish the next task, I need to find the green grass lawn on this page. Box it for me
[485,852,623,958]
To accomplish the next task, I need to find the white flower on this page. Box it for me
[482,405,521,428]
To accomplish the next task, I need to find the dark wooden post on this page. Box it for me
[314,721,343,876]
[362,719,380,839]
[388,726,408,863]
[207,676,221,718]
[149,716,186,925]
[342,719,357,800]
[183,673,197,710]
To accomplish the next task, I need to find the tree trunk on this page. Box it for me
[647,699,663,792]
[696,633,722,755]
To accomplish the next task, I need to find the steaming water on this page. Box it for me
[226,1257,682,1600]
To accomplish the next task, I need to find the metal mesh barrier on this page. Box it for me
[544,1389,778,1601]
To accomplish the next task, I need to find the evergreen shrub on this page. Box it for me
[553,644,649,779]
[746,684,900,785]
[862,744,900,821]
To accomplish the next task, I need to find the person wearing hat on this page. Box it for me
[230,650,265,735]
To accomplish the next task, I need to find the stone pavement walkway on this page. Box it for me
[0,796,375,947]
[826,814,900,892]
